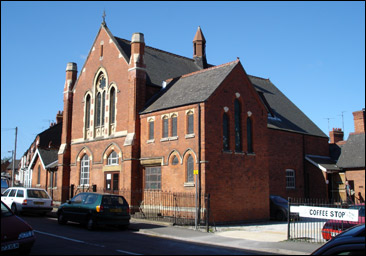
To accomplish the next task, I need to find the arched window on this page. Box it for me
[171,114,177,137]
[247,117,253,153]
[172,155,179,165]
[148,119,154,140]
[85,94,91,129]
[186,155,194,183]
[96,92,101,127]
[107,151,119,165]
[109,87,115,124]
[223,113,230,151]
[80,155,90,186]
[234,99,242,152]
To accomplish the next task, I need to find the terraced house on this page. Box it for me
[51,20,332,224]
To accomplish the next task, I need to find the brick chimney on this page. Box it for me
[56,111,63,124]
[352,109,365,134]
[329,128,344,144]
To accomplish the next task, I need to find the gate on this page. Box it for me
[288,198,364,243]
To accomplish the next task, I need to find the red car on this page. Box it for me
[321,204,365,241]
[1,201,35,255]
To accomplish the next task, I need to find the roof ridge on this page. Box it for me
[248,74,270,81]
[175,59,240,80]
[115,36,196,62]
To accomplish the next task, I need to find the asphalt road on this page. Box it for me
[21,215,271,255]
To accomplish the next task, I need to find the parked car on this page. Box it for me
[1,178,9,194]
[1,201,36,255]
[312,224,365,255]
[57,192,130,230]
[1,187,53,215]
[321,203,365,241]
[269,195,299,221]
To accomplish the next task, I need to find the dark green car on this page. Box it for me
[57,192,130,230]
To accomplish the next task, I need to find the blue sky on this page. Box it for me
[1,1,365,160]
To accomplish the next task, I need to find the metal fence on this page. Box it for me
[71,185,210,226]
[288,198,365,243]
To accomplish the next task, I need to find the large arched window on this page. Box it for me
[234,99,242,152]
[247,117,253,153]
[85,94,91,129]
[95,73,106,128]
[109,87,115,124]
[80,154,90,186]
[186,155,194,183]
[223,113,230,151]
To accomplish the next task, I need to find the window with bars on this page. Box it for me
[286,169,295,189]
[107,151,118,165]
[145,166,161,190]
[80,155,90,186]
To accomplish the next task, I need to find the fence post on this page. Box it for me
[287,197,291,240]
[206,194,210,232]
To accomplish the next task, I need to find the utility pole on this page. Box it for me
[11,127,18,187]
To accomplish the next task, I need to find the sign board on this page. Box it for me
[193,170,198,175]
[296,206,359,222]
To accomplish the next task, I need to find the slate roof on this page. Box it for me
[114,37,204,87]
[337,133,365,169]
[37,122,62,148]
[38,148,59,168]
[305,155,341,172]
[249,76,327,138]
[141,61,239,114]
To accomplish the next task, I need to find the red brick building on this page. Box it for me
[55,22,330,223]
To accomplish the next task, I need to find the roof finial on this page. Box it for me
[102,9,106,26]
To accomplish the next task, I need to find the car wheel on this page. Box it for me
[87,217,95,230]
[11,203,18,215]
[58,211,67,225]
[276,210,286,221]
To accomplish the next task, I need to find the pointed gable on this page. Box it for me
[141,60,239,114]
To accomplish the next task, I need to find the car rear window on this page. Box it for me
[102,195,127,206]
[27,190,50,199]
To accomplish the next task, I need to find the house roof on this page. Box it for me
[37,122,62,148]
[336,133,365,169]
[141,60,239,114]
[305,155,341,172]
[249,76,327,138]
[29,148,58,170]
[114,37,205,87]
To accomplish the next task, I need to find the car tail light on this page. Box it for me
[22,199,28,205]
[96,205,104,212]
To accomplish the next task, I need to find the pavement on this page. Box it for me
[48,207,323,255]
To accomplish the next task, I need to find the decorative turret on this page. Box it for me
[193,26,207,69]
